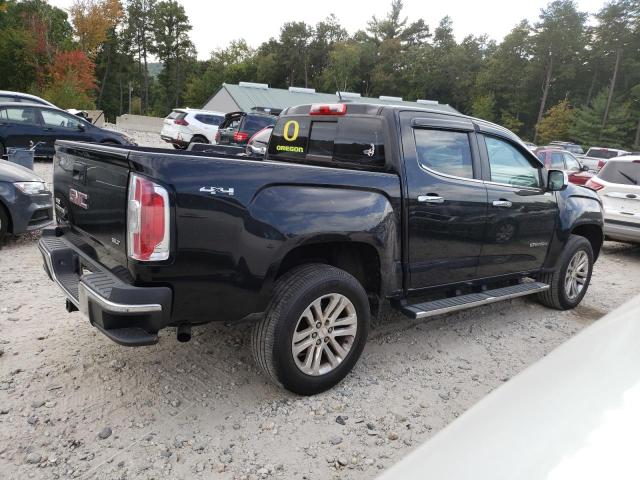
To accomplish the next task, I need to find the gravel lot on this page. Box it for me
[1,142,640,480]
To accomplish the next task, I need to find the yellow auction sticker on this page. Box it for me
[283,120,299,142]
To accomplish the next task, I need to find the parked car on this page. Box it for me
[160,108,225,149]
[377,294,640,480]
[245,125,273,157]
[215,111,276,145]
[586,156,640,243]
[39,102,603,395]
[581,147,629,172]
[535,147,593,185]
[0,90,55,107]
[0,103,135,158]
[0,160,53,239]
[549,140,584,155]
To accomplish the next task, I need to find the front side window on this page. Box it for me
[414,129,473,179]
[563,153,581,171]
[485,136,541,188]
[550,151,565,169]
[41,110,83,129]
[0,106,40,126]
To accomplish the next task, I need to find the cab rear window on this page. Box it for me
[268,116,386,169]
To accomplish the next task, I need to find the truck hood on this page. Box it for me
[565,182,599,202]
[0,161,45,183]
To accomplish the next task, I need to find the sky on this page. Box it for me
[49,0,607,60]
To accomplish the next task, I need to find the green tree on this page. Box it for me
[471,93,496,122]
[536,100,574,144]
[125,0,156,114]
[592,0,638,128]
[531,1,588,142]
[151,0,195,113]
[570,90,634,148]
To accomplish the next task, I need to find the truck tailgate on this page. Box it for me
[54,142,130,265]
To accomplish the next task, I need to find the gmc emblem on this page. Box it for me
[69,188,88,209]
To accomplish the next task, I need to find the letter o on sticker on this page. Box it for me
[283,120,299,142]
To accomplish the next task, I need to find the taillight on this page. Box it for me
[585,178,604,191]
[215,131,220,143]
[174,118,189,126]
[233,131,249,143]
[127,174,170,261]
[310,103,347,115]
[597,159,606,170]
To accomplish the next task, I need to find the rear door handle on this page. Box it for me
[492,200,513,208]
[418,195,445,204]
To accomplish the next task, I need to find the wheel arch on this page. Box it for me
[0,198,13,233]
[571,223,603,260]
[273,241,383,316]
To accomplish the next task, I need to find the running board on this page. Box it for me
[400,282,549,320]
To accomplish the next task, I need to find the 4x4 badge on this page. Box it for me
[200,186,235,196]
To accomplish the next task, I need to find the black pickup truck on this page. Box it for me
[39,102,604,394]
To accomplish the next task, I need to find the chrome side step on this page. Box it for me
[400,282,549,320]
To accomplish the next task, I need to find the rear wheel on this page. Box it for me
[190,135,208,145]
[537,234,593,310]
[251,264,370,395]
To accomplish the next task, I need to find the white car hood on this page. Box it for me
[378,295,640,480]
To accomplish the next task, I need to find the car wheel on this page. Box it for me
[0,203,10,241]
[537,234,594,310]
[251,264,370,395]
[190,135,208,145]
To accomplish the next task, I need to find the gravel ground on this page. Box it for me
[1,152,640,480]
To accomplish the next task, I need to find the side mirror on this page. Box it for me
[77,123,85,132]
[548,169,568,191]
[581,164,589,171]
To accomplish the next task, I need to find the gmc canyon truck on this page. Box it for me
[39,103,604,395]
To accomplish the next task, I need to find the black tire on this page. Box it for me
[537,234,594,310]
[0,203,10,241]
[251,264,370,395]
[190,135,208,145]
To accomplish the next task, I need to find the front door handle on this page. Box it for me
[418,195,445,204]
[492,200,513,208]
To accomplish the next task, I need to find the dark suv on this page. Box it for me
[215,111,276,145]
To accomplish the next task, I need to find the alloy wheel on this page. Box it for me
[291,293,358,376]
[564,250,589,300]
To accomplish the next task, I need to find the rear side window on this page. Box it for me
[195,114,223,125]
[167,111,180,119]
[268,116,386,169]
[599,161,640,185]
[0,106,40,126]
[243,115,276,132]
[414,129,473,179]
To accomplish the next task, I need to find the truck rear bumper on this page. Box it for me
[38,226,172,346]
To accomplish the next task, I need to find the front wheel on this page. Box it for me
[251,264,370,395]
[537,234,594,310]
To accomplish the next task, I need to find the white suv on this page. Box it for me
[160,108,225,149]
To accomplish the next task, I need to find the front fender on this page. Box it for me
[544,184,604,268]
